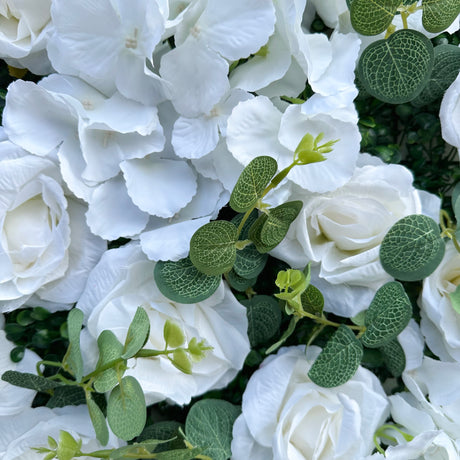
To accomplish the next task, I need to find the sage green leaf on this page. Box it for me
[357,29,434,104]
[350,0,400,35]
[242,295,282,347]
[185,399,240,460]
[87,394,109,446]
[107,376,146,441]
[154,447,204,460]
[413,44,460,106]
[265,316,298,354]
[308,325,363,388]
[94,330,125,393]
[122,307,150,359]
[66,308,84,382]
[171,348,192,374]
[189,221,238,275]
[452,182,460,223]
[109,441,184,460]
[380,338,406,377]
[422,0,460,33]
[361,281,412,348]
[234,244,268,279]
[154,257,221,304]
[249,201,302,253]
[380,214,445,281]
[1,370,62,391]
[137,421,184,451]
[301,284,324,316]
[227,269,258,292]
[46,386,86,408]
[229,156,278,212]
[450,284,460,314]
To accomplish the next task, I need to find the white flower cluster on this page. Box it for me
[0,0,458,458]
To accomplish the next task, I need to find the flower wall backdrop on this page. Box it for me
[0,0,459,459]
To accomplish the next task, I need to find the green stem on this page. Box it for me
[297,310,365,333]
[36,360,63,376]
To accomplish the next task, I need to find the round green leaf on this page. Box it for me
[242,295,282,347]
[107,376,146,441]
[308,325,363,388]
[357,29,434,103]
[163,320,186,348]
[361,281,412,348]
[229,156,278,212]
[93,330,125,393]
[185,399,240,460]
[189,221,238,275]
[380,338,406,377]
[350,0,400,35]
[154,257,221,304]
[380,214,445,281]
[226,269,257,292]
[301,284,324,316]
[422,0,460,33]
[413,44,460,106]
[233,244,268,279]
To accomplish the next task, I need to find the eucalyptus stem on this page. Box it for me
[297,309,365,333]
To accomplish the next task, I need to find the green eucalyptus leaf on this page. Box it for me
[137,421,184,451]
[87,394,109,446]
[308,325,363,388]
[301,284,324,316]
[185,399,240,460]
[109,441,178,460]
[361,281,412,348]
[350,0,400,35]
[94,330,125,393]
[190,221,238,275]
[227,269,258,292]
[452,182,460,223]
[122,307,150,359]
[357,29,434,104]
[265,316,298,354]
[46,386,86,408]
[380,338,406,377]
[449,284,460,314]
[1,370,62,391]
[234,244,268,279]
[107,376,146,441]
[66,308,84,382]
[413,44,460,106]
[154,257,221,304]
[249,201,302,253]
[422,0,460,33]
[242,295,282,347]
[380,214,445,281]
[154,447,204,460]
[229,156,278,212]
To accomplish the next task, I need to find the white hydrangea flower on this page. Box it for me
[419,240,460,362]
[226,92,361,194]
[0,405,124,459]
[269,154,441,317]
[47,0,168,105]
[77,243,250,406]
[0,0,53,74]
[0,330,41,416]
[0,139,106,312]
[231,346,389,460]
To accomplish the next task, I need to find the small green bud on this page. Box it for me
[163,320,186,348]
[297,150,327,164]
[48,436,58,449]
[56,431,81,460]
[171,349,192,374]
[188,337,212,362]
[295,133,314,155]
[44,453,57,460]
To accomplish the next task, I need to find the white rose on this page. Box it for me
[0,140,106,312]
[0,330,41,416]
[0,405,124,459]
[231,346,389,460]
[0,0,53,74]
[77,242,250,406]
[271,154,441,317]
[419,241,460,362]
[440,71,460,159]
